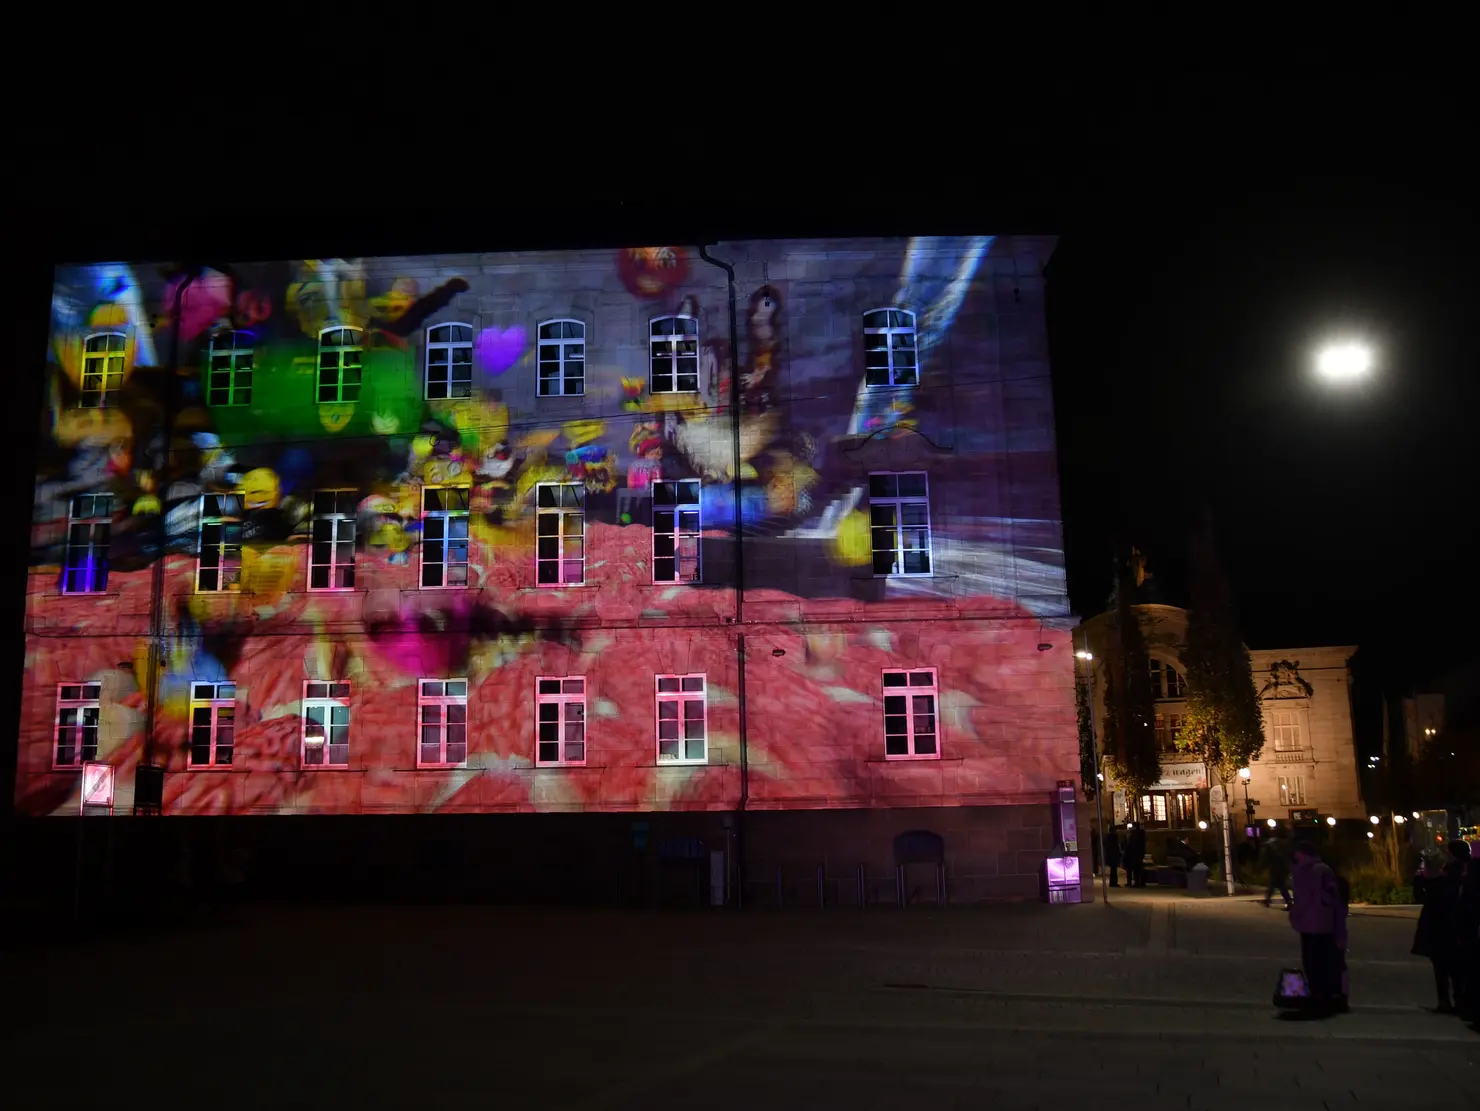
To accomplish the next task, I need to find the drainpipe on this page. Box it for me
[139,265,202,782]
[698,245,747,906]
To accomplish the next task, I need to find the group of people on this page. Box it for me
[1097,823,1147,888]
[1412,839,1480,1019]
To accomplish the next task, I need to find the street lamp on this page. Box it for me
[1370,815,1381,825]
[1326,816,1337,827]
[1075,645,1110,907]
[1393,814,1406,825]
[1315,341,1373,382]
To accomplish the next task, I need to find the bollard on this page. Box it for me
[856,863,866,909]
[817,863,825,909]
[776,864,783,909]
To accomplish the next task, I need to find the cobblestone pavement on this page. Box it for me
[5,893,1474,1109]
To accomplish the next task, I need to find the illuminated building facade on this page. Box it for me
[17,237,1083,904]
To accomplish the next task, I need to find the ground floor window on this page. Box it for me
[1137,790,1199,828]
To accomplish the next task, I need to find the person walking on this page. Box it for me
[1262,831,1293,909]
[1289,840,1348,1014]
[1125,822,1147,889]
[1104,826,1123,888]
[1413,840,1470,1014]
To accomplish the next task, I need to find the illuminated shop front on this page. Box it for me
[14,236,1091,905]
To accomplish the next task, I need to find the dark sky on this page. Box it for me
[6,75,1473,730]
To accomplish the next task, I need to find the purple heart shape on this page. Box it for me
[475,326,527,376]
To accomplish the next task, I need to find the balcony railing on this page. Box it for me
[1270,747,1310,764]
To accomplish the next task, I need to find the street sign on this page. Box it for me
[81,762,115,812]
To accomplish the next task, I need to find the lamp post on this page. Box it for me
[1076,646,1110,907]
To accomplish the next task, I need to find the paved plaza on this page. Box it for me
[3,889,1474,1109]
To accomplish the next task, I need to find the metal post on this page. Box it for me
[1087,657,1110,907]
[896,864,905,907]
[775,864,783,909]
[817,863,825,908]
[856,863,865,908]
[936,862,945,907]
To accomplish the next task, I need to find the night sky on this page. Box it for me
[4,76,1472,798]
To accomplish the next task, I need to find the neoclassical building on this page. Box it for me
[1079,604,1365,836]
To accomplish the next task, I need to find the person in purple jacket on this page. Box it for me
[1289,840,1349,1014]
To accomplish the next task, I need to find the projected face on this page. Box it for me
[19,238,1069,817]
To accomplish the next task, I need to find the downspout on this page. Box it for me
[139,265,202,783]
[698,245,747,906]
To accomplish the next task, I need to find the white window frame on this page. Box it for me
[425,322,474,400]
[536,482,585,586]
[302,681,351,768]
[536,677,587,767]
[196,493,243,592]
[420,486,470,588]
[1279,774,1307,807]
[207,330,255,407]
[862,308,919,387]
[418,679,469,768]
[63,493,113,594]
[309,489,358,591]
[1270,708,1302,751]
[80,331,126,408]
[655,674,707,764]
[652,479,701,583]
[868,471,933,577]
[882,667,940,760]
[1149,657,1187,699]
[648,314,700,394]
[54,682,102,769]
[537,318,586,397]
[188,682,237,768]
[316,326,363,404]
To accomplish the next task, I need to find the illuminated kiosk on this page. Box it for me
[14,238,1092,907]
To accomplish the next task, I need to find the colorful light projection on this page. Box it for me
[19,238,1071,817]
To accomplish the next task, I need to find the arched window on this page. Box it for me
[80,332,127,408]
[317,326,363,404]
[207,330,255,406]
[649,315,699,393]
[425,323,473,400]
[1148,656,1187,699]
[862,308,918,387]
[537,319,586,397]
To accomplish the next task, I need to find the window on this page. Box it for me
[197,493,243,592]
[649,315,699,393]
[63,493,113,593]
[863,309,918,387]
[1279,775,1306,807]
[302,681,351,767]
[425,323,473,400]
[1154,712,1184,753]
[421,487,470,587]
[1170,790,1197,827]
[1270,708,1302,751]
[656,674,706,763]
[1149,658,1187,699]
[317,326,363,403]
[653,479,701,583]
[418,679,468,767]
[310,490,357,590]
[868,472,932,576]
[207,330,254,406]
[537,319,586,397]
[80,332,126,408]
[189,682,236,767]
[882,668,939,759]
[536,482,585,585]
[1139,793,1169,824]
[536,677,587,766]
[55,683,101,768]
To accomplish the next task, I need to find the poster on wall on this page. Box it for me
[81,762,115,811]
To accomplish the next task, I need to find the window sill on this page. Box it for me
[416,764,470,771]
[872,754,958,764]
[535,582,595,590]
[871,573,936,580]
[300,764,354,771]
[305,587,362,596]
[187,765,237,772]
[51,591,124,600]
[655,759,712,768]
[534,763,589,770]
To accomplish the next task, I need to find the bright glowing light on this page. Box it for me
[1267,818,1277,828]
[1075,650,1093,660]
[1316,341,1373,381]
[1370,814,1380,824]
[1393,814,1405,824]
[1198,820,1208,830]
[1238,767,1251,781]
[1326,816,1337,827]
[1412,811,1421,819]
[1095,772,1104,780]
[1367,831,1375,839]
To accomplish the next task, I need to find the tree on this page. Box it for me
[1177,515,1264,893]
[1101,552,1161,801]
[1076,671,1098,798]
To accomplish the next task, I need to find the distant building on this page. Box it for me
[1079,604,1365,839]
